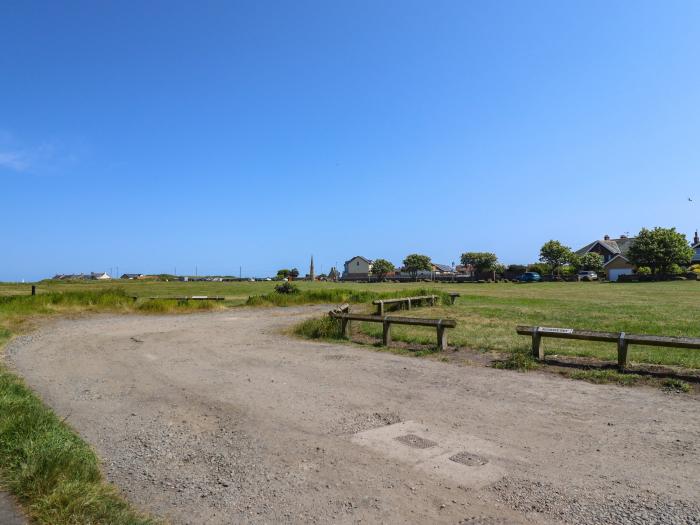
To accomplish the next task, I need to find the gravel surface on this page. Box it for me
[0,491,27,525]
[6,307,700,524]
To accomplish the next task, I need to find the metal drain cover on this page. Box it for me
[449,452,489,466]
[395,434,437,449]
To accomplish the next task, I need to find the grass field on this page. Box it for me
[353,281,700,368]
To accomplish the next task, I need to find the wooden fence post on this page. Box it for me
[437,322,447,350]
[341,318,351,338]
[382,320,392,346]
[31,285,36,296]
[617,332,628,370]
[532,326,543,360]
[407,298,412,310]
[377,301,384,316]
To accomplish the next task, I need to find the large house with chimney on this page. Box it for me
[575,234,636,281]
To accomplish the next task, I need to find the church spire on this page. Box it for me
[694,230,699,245]
[309,255,315,281]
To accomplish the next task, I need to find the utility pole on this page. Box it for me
[239,266,242,280]
[195,265,198,277]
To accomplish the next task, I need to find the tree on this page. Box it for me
[627,227,694,274]
[577,252,604,273]
[402,254,432,281]
[461,252,499,280]
[289,268,300,280]
[539,240,573,276]
[371,259,395,282]
[276,269,290,279]
[507,264,527,274]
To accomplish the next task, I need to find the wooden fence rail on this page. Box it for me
[132,296,226,301]
[372,295,438,315]
[516,325,700,369]
[330,311,456,350]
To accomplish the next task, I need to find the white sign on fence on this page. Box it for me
[538,327,574,334]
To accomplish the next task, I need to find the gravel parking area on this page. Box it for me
[7,307,700,524]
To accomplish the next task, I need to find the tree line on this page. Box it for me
[373,227,696,281]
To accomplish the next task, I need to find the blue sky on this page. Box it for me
[2,1,699,280]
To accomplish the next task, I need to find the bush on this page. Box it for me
[636,266,652,275]
[690,264,700,274]
[274,282,299,295]
[668,263,684,275]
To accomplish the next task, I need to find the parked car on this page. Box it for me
[577,271,598,281]
[517,272,542,282]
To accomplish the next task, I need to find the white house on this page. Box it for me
[90,272,112,280]
[342,256,373,280]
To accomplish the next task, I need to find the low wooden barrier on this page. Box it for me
[516,325,700,369]
[448,292,460,304]
[329,311,456,350]
[372,295,438,315]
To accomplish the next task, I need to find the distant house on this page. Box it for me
[575,235,636,281]
[120,273,144,280]
[455,264,474,277]
[692,231,700,264]
[432,263,454,274]
[342,256,373,280]
[53,273,89,280]
[90,272,112,280]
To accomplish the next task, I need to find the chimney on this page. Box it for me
[695,230,699,245]
[604,234,610,241]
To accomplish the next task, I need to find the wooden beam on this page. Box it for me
[330,312,456,328]
[382,320,392,346]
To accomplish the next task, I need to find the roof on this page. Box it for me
[344,256,373,265]
[575,237,637,257]
[433,263,453,272]
[603,254,632,268]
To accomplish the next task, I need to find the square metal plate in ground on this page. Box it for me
[449,451,488,466]
[394,434,437,449]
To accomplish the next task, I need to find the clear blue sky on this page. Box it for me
[2,1,699,281]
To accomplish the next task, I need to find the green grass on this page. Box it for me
[350,281,700,368]
[293,316,344,339]
[247,286,451,307]
[661,378,692,393]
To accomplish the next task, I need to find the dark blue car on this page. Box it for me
[517,272,542,282]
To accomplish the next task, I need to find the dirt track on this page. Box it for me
[7,307,700,524]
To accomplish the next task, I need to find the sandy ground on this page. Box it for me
[6,307,700,525]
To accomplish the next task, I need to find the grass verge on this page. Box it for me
[0,367,154,524]
[0,288,225,524]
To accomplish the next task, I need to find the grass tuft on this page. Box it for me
[492,349,539,371]
[661,378,691,393]
[569,369,641,386]
[293,316,344,340]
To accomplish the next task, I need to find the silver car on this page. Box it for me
[577,270,598,281]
